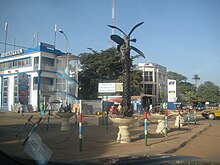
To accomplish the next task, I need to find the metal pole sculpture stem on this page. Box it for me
[108,22,145,117]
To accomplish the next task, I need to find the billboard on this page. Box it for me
[98,83,116,93]
[167,79,176,102]
[18,73,29,105]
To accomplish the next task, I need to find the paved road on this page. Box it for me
[174,119,220,163]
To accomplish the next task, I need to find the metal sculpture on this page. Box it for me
[108,22,145,116]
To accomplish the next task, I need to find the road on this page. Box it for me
[174,119,220,163]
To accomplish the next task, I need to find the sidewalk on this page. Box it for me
[0,112,210,164]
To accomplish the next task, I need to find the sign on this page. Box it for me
[39,42,55,49]
[18,73,29,105]
[98,83,116,93]
[24,132,52,165]
[1,49,23,57]
[168,79,176,102]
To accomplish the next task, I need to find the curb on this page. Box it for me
[164,123,211,154]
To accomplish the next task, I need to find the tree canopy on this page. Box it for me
[78,48,142,99]
[197,81,220,103]
[167,71,220,105]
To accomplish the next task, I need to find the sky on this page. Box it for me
[0,0,220,87]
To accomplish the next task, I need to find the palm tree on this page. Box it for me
[108,22,145,117]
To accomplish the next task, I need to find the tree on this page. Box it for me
[78,48,143,100]
[167,71,187,83]
[167,71,196,104]
[197,81,220,103]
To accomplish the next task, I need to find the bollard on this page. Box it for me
[79,100,82,152]
[178,107,181,130]
[194,106,197,124]
[144,111,148,146]
[187,108,190,126]
[165,109,168,137]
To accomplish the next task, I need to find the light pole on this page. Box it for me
[59,29,69,104]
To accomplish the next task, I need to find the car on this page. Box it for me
[196,104,205,111]
[201,109,220,120]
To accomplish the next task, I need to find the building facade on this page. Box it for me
[138,63,167,107]
[0,42,79,112]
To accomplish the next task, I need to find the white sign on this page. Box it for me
[24,132,52,165]
[1,49,23,57]
[168,79,176,102]
[98,83,115,93]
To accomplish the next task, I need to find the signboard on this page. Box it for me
[39,42,55,49]
[1,49,23,57]
[168,79,176,102]
[98,83,116,93]
[24,132,52,165]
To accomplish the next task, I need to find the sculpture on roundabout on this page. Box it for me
[108,22,145,117]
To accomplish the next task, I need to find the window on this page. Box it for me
[33,77,38,90]
[41,57,55,66]
[144,71,153,82]
[144,84,153,95]
[0,58,31,69]
[14,77,18,103]
[3,78,8,105]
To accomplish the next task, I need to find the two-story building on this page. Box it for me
[0,42,79,112]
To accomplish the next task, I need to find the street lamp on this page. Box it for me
[59,29,69,53]
[59,29,69,104]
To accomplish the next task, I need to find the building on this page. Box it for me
[138,63,167,108]
[0,42,79,112]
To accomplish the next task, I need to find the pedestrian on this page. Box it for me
[149,104,153,113]
[117,104,122,114]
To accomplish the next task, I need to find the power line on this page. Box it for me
[0,41,37,51]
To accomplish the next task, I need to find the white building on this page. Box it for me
[0,42,79,112]
[138,63,167,107]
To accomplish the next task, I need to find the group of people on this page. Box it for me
[109,104,123,115]
[58,103,72,113]
[109,104,135,117]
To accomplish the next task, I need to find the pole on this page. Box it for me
[106,96,108,130]
[194,106,197,124]
[111,0,115,47]
[4,22,8,54]
[54,24,57,48]
[187,108,190,126]
[14,38,16,50]
[59,29,69,103]
[79,100,82,152]
[144,111,148,146]
[165,109,168,137]
[46,103,51,131]
[23,117,43,145]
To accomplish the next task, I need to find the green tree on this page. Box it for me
[78,48,142,99]
[167,71,187,82]
[167,71,196,104]
[197,81,220,103]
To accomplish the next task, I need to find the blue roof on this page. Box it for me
[0,42,65,59]
[23,45,65,56]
